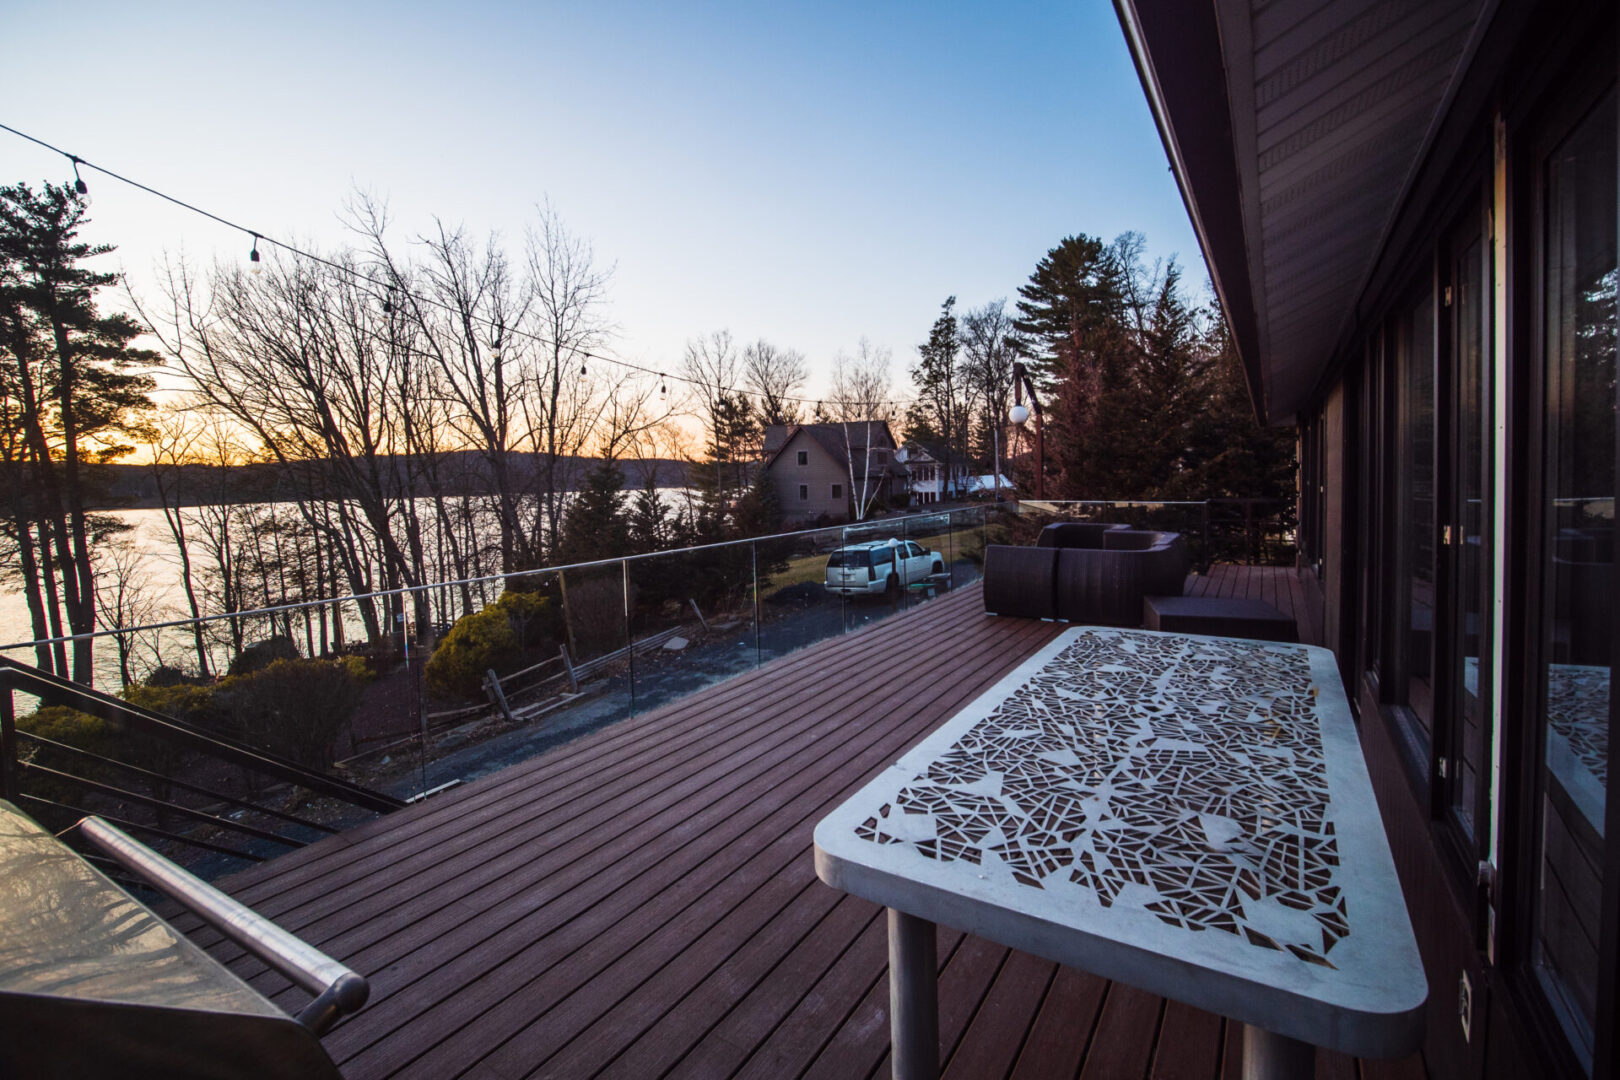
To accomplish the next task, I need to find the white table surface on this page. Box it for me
[814,626,1427,1058]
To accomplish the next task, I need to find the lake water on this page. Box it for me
[0,490,705,690]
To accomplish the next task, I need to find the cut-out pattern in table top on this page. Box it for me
[854,630,1348,966]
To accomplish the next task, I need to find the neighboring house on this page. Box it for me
[1121,1,1615,1076]
[895,445,971,505]
[761,422,905,522]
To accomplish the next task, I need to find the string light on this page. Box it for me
[0,121,922,414]
[491,321,503,361]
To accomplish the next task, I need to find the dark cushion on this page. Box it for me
[1036,522,1129,549]
[982,545,1058,620]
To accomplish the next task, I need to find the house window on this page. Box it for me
[798,484,809,501]
[797,450,808,466]
[832,484,842,499]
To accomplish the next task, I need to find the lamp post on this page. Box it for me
[1010,362,1045,501]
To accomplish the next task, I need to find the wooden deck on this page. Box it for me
[185,565,1417,1080]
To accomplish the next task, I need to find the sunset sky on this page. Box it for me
[2,1,1199,403]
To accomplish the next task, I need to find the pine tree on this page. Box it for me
[557,458,629,563]
[627,478,671,555]
[0,182,156,682]
[909,297,966,497]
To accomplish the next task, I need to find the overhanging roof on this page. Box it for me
[1116,0,1492,424]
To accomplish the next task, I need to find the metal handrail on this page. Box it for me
[0,656,404,815]
[78,815,369,1035]
[0,506,978,653]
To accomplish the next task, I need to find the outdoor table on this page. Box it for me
[814,627,1426,1080]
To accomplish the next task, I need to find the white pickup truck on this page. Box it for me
[824,539,945,598]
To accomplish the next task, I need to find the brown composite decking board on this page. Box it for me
[192,568,1413,1079]
[189,593,1007,977]
[331,615,1055,1074]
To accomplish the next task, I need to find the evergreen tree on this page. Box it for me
[556,458,629,563]
[1013,234,1125,391]
[0,182,156,682]
[908,297,966,497]
[731,466,782,539]
[627,478,672,554]
[1164,303,1295,502]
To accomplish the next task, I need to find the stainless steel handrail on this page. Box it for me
[0,505,984,652]
[77,816,369,1035]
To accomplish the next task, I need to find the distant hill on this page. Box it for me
[83,452,692,510]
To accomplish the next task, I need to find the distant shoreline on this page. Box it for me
[78,454,692,511]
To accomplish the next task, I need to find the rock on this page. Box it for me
[662,635,689,651]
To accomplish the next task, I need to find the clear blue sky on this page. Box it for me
[1,1,1201,401]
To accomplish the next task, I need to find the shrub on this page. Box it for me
[144,664,207,688]
[216,658,364,770]
[122,682,223,730]
[424,590,560,698]
[228,635,300,677]
[425,605,518,698]
[14,704,188,812]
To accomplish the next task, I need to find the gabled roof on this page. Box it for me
[762,422,900,473]
[1115,0,1492,422]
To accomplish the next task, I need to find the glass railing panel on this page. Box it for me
[755,524,850,665]
[625,543,756,716]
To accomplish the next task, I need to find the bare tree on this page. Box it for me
[742,339,808,426]
[959,299,1021,498]
[147,404,215,676]
[680,330,757,512]
[523,202,616,557]
[92,536,163,688]
[827,338,895,521]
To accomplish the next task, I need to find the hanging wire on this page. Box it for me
[0,120,920,414]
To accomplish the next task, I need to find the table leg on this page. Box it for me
[1243,1023,1314,1080]
[888,907,938,1080]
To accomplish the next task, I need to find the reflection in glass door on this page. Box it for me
[1447,227,1491,842]
[1535,89,1615,1072]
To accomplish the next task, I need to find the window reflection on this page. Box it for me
[1536,89,1615,1072]
[1398,295,1436,751]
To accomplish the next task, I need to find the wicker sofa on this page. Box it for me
[1035,521,1130,548]
[983,529,1190,626]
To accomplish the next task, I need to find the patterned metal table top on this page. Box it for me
[814,627,1426,1058]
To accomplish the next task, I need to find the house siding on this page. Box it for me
[1288,10,1616,1076]
[770,429,851,522]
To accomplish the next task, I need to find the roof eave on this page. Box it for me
[1114,0,1271,425]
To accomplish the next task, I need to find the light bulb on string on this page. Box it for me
[659,374,667,397]
[581,359,588,377]
[68,155,88,195]
[382,284,396,315]
[249,234,262,275]
[491,321,503,361]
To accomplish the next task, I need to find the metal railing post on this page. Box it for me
[623,558,635,717]
[0,679,16,802]
[752,541,762,667]
[1202,501,1212,571]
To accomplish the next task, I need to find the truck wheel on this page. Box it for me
[931,558,944,575]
